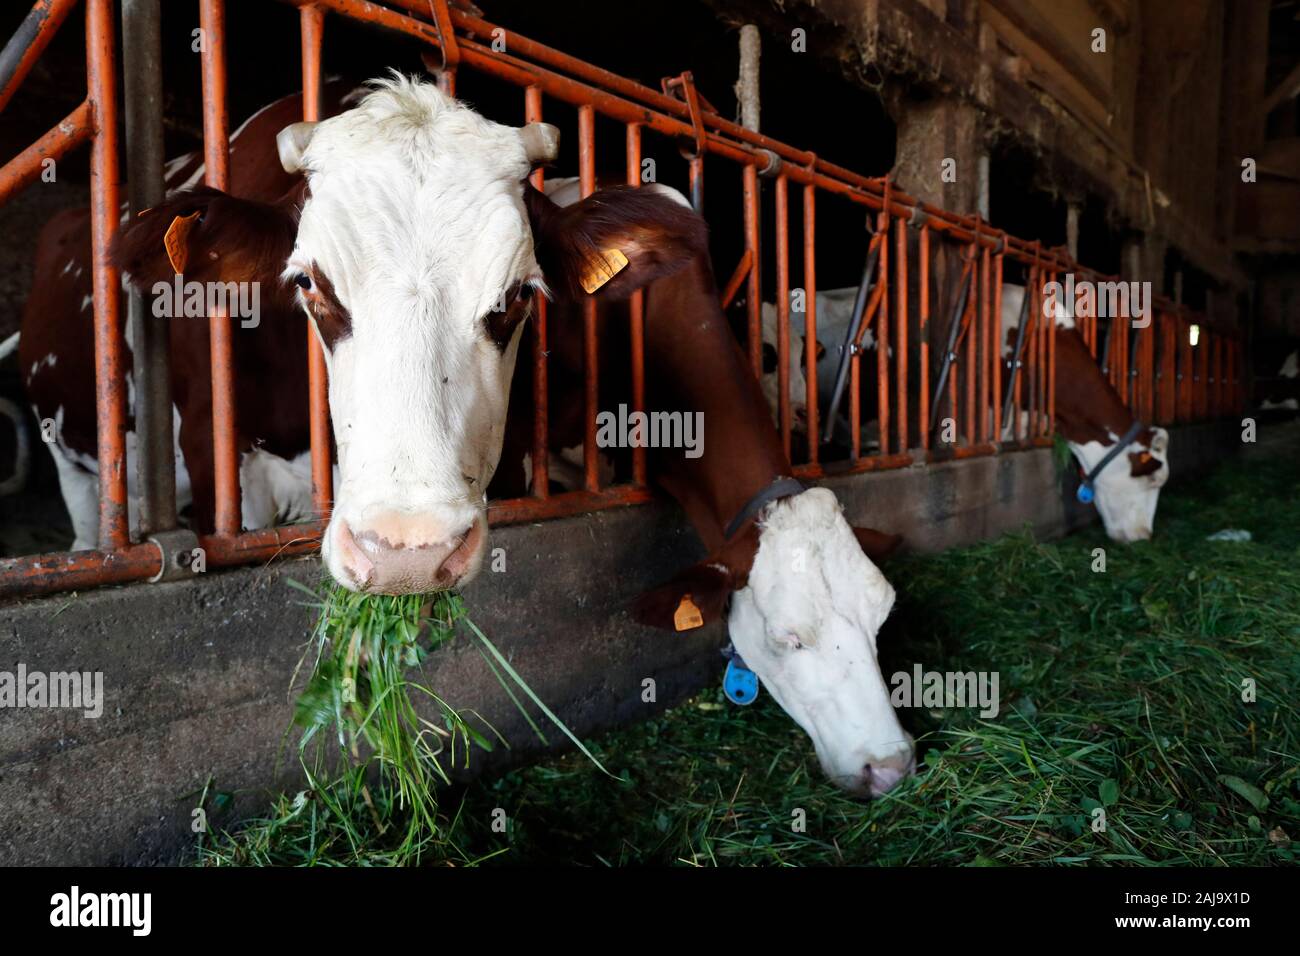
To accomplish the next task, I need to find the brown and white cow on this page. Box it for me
[498,177,914,796]
[757,281,1170,543]
[20,86,365,548]
[109,76,912,794]
[1000,284,1170,543]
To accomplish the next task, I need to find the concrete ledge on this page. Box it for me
[0,423,1236,864]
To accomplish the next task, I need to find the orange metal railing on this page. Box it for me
[0,0,1244,598]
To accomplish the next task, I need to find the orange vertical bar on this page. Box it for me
[1181,317,1192,422]
[979,239,990,445]
[876,208,890,457]
[992,252,1004,443]
[948,269,960,449]
[1045,267,1055,434]
[579,105,599,491]
[1199,328,1207,420]
[626,121,647,487]
[200,0,239,534]
[689,156,704,213]
[918,224,930,452]
[743,162,762,376]
[803,183,818,467]
[964,249,976,446]
[849,351,861,462]
[1047,275,1056,438]
[301,4,332,522]
[895,215,909,453]
[87,0,128,549]
[527,86,550,498]
[1122,303,1131,407]
[775,174,791,461]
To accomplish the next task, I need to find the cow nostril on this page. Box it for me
[864,753,915,797]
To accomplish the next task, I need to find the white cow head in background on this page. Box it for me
[1071,425,1170,543]
[1001,282,1172,543]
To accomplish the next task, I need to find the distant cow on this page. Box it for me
[757,281,1171,543]
[1000,283,1170,543]
[757,288,891,452]
[1257,347,1298,413]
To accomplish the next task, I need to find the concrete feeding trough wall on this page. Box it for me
[0,421,1236,865]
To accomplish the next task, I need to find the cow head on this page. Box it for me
[1072,425,1170,542]
[633,488,914,796]
[118,76,705,594]
[758,302,817,435]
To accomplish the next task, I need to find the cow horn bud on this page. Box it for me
[277,122,319,174]
[519,122,560,165]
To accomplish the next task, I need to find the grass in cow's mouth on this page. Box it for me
[195,585,605,866]
[442,431,1299,866]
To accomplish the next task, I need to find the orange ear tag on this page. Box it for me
[673,593,704,632]
[579,247,629,294]
[163,211,201,275]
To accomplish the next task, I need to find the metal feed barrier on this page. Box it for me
[0,0,1245,598]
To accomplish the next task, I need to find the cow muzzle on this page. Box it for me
[329,511,486,594]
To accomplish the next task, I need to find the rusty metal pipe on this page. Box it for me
[0,100,91,205]
[199,0,240,535]
[87,0,129,550]
[122,0,176,537]
[301,4,333,523]
[0,0,79,113]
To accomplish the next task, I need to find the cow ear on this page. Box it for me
[852,527,903,563]
[525,181,708,302]
[630,560,734,632]
[112,187,298,290]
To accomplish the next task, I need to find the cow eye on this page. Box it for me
[517,282,536,302]
[294,273,312,291]
[762,342,779,374]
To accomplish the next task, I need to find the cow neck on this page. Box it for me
[642,257,794,576]
[1052,326,1141,448]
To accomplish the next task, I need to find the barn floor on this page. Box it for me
[199,421,1300,867]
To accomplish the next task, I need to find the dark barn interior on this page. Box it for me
[0,1,1297,875]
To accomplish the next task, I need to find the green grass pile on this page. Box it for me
[444,436,1299,866]
[197,430,1299,866]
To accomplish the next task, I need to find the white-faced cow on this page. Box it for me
[757,280,1170,543]
[496,178,914,797]
[999,283,1170,543]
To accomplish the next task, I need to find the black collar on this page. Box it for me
[723,477,807,540]
[1081,419,1146,490]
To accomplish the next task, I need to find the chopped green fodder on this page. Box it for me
[196,587,605,866]
[198,431,1300,866]
[441,438,1299,866]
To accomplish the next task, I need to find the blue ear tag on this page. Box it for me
[1076,482,1094,504]
[724,658,760,706]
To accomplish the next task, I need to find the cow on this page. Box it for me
[755,288,889,454]
[19,86,361,549]
[97,76,913,795]
[758,282,1170,543]
[1257,347,1298,413]
[1000,283,1170,543]
[494,178,914,797]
